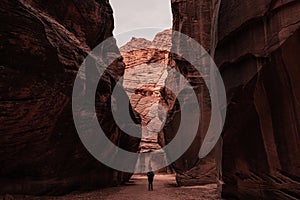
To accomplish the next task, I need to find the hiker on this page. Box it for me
[147,170,155,191]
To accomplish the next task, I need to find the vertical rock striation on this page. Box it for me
[0,0,140,195]
[163,0,217,186]
[170,0,300,199]
[216,0,300,199]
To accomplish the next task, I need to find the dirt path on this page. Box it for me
[5,175,220,200]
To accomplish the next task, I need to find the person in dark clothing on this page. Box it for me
[147,171,154,191]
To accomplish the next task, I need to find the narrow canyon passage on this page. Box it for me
[1,0,299,199]
[121,30,172,173]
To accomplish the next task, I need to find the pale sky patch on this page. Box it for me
[109,0,172,46]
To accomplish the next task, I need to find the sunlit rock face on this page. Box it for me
[0,0,140,195]
[170,0,300,199]
[121,30,173,173]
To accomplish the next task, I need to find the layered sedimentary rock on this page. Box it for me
[170,0,300,199]
[0,0,139,195]
[121,30,173,173]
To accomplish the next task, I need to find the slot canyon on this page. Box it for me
[1,0,300,199]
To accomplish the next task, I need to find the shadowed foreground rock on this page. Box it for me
[0,0,140,195]
[216,0,300,199]
[169,0,300,199]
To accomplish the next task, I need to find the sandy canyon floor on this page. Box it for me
[2,175,220,200]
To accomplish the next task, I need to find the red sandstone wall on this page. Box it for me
[0,0,139,195]
[169,0,300,198]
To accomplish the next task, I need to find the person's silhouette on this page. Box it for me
[147,170,154,191]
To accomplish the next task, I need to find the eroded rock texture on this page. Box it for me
[170,0,300,199]
[0,0,139,195]
[121,30,173,173]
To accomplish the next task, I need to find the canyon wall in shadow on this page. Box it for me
[162,0,217,186]
[167,0,300,199]
[0,0,140,195]
[216,0,300,199]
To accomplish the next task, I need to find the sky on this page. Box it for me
[109,0,172,47]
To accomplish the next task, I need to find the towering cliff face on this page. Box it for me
[216,0,300,199]
[121,30,173,173]
[162,0,217,186]
[170,0,300,199]
[0,0,139,195]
